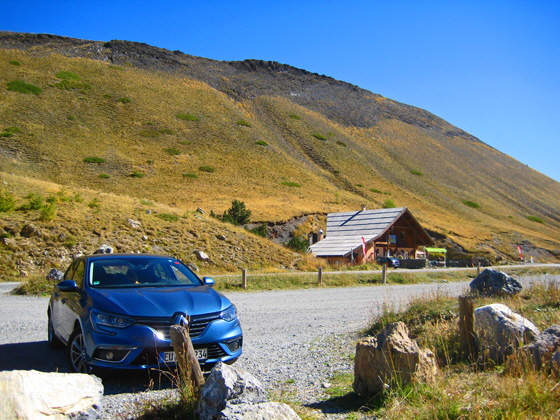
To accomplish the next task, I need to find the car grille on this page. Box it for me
[136,312,221,340]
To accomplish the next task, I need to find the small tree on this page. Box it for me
[222,200,251,226]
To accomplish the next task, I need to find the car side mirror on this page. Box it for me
[202,277,215,287]
[57,280,80,292]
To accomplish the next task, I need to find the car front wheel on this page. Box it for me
[67,328,93,374]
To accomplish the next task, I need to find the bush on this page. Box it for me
[289,114,301,120]
[198,166,215,173]
[182,173,198,179]
[410,170,423,176]
[282,181,301,188]
[83,156,106,164]
[129,171,145,178]
[176,113,200,121]
[236,120,251,127]
[98,173,110,179]
[157,213,179,222]
[0,189,16,212]
[526,215,544,224]
[287,236,309,252]
[9,60,21,66]
[312,133,327,141]
[7,80,42,95]
[382,198,396,208]
[164,148,181,156]
[39,201,57,221]
[18,193,43,211]
[4,126,21,134]
[255,140,268,146]
[463,200,480,209]
[248,223,268,237]
[336,140,347,147]
[222,200,251,226]
[117,97,132,103]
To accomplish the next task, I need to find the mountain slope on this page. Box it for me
[0,31,559,266]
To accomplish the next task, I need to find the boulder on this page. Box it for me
[353,322,438,397]
[93,244,114,254]
[469,269,522,297]
[523,325,560,371]
[196,362,299,420]
[474,303,539,364]
[0,370,103,419]
[46,268,64,282]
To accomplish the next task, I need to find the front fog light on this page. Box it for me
[225,338,242,352]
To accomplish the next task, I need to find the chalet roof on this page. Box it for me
[309,207,433,258]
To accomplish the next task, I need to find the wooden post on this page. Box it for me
[382,263,387,284]
[458,295,477,363]
[170,324,205,394]
[318,267,323,286]
[476,259,481,275]
[242,268,247,290]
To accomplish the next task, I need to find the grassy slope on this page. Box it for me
[0,46,559,275]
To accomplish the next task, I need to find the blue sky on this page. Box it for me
[2,1,559,182]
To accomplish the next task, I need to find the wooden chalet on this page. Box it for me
[308,207,434,265]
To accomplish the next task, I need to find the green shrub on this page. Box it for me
[383,198,396,208]
[7,80,42,95]
[83,156,106,164]
[67,115,76,121]
[117,97,132,103]
[98,173,110,179]
[56,71,81,80]
[18,193,43,211]
[312,133,327,141]
[164,148,181,156]
[88,198,101,209]
[289,114,301,120]
[236,120,251,127]
[176,113,200,121]
[248,223,268,237]
[0,189,17,212]
[336,140,347,147]
[287,236,309,252]
[255,140,268,146]
[4,126,22,134]
[182,173,198,179]
[410,170,424,176]
[526,215,544,223]
[129,171,145,178]
[282,181,301,188]
[463,200,480,209]
[157,213,179,222]
[0,132,14,137]
[199,166,215,173]
[222,199,251,226]
[9,60,21,66]
[39,201,57,221]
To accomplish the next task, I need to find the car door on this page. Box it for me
[54,259,86,341]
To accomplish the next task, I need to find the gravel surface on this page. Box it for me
[0,272,557,419]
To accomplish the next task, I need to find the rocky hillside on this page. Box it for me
[0,31,559,279]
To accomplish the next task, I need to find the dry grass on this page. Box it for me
[0,46,559,264]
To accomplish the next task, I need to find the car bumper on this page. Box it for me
[83,318,242,371]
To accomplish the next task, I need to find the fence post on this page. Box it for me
[169,324,205,395]
[458,295,477,362]
[318,267,323,286]
[382,263,387,284]
[242,268,247,290]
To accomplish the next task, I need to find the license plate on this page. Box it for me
[159,349,207,363]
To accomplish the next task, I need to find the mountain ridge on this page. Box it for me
[0,31,558,274]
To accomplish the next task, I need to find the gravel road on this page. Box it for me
[0,272,556,419]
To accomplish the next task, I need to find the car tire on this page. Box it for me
[47,313,64,349]
[67,328,93,374]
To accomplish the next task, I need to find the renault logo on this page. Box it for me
[173,313,189,328]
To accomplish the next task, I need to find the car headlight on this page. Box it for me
[91,310,135,329]
[220,305,237,322]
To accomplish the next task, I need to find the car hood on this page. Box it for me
[88,286,230,317]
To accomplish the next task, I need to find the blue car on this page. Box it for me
[47,253,242,374]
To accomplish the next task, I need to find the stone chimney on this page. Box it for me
[361,204,367,211]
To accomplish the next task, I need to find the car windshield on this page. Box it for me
[89,256,203,288]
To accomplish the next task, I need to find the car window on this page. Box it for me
[89,257,202,288]
[66,260,85,288]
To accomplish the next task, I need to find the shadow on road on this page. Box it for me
[0,341,176,395]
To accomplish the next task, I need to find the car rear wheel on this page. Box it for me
[47,313,64,349]
[67,328,93,374]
